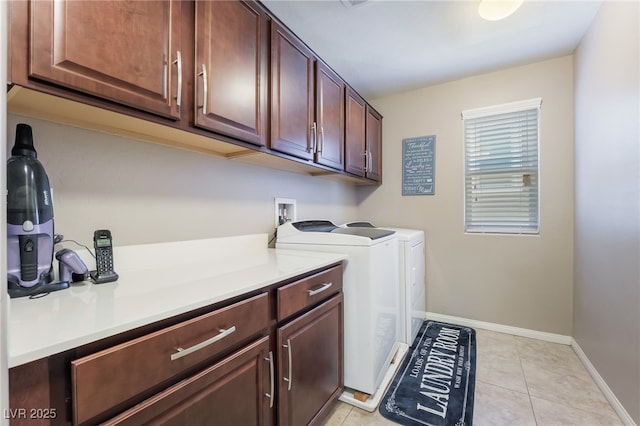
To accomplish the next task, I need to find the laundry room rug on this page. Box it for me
[379,321,476,426]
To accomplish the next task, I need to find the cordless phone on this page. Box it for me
[90,229,119,284]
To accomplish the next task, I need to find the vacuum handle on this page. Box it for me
[18,235,38,282]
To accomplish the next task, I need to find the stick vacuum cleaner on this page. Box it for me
[7,124,69,298]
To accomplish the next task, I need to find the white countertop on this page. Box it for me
[8,234,346,368]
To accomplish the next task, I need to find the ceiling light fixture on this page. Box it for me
[478,0,524,21]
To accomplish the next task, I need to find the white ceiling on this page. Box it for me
[262,0,603,99]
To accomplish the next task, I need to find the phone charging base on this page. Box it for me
[90,270,119,284]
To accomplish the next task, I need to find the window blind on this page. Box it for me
[462,98,541,234]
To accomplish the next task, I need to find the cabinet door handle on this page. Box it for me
[170,326,236,361]
[318,126,325,154]
[282,338,293,391]
[309,122,317,153]
[198,64,208,116]
[363,150,369,172]
[264,351,274,408]
[307,282,332,296]
[173,51,183,108]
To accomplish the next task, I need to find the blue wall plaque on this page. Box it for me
[402,135,435,195]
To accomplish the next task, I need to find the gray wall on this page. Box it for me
[359,56,575,335]
[0,1,9,423]
[573,1,640,423]
[6,115,360,249]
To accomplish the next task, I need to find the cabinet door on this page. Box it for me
[194,0,268,147]
[30,0,182,119]
[270,22,315,161]
[277,294,343,426]
[344,88,366,176]
[366,106,383,182]
[315,62,345,170]
[103,336,273,426]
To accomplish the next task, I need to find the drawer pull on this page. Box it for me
[264,351,275,408]
[170,326,237,361]
[307,282,333,297]
[283,339,293,391]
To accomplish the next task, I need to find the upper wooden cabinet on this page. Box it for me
[194,0,269,147]
[29,0,183,119]
[270,24,346,171]
[365,106,383,182]
[270,21,315,161]
[315,61,345,170]
[9,0,381,184]
[345,88,382,182]
[345,88,367,177]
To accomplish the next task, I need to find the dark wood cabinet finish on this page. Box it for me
[345,88,367,177]
[344,88,383,182]
[194,0,268,147]
[102,336,272,426]
[365,106,383,182]
[8,358,52,426]
[270,21,315,161]
[277,294,344,426]
[71,293,269,425]
[7,263,344,426]
[9,0,382,184]
[314,62,345,170]
[29,0,183,119]
[276,265,342,322]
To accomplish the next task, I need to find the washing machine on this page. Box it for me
[344,222,426,345]
[276,220,400,398]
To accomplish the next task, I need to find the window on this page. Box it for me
[462,98,541,234]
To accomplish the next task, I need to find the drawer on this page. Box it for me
[277,265,343,322]
[71,292,269,426]
[102,336,271,426]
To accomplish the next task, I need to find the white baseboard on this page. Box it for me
[571,339,636,426]
[425,311,572,345]
[425,311,636,426]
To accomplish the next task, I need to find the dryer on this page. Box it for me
[276,220,400,399]
[393,228,426,345]
[344,222,426,345]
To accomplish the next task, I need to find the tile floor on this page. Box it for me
[320,328,623,426]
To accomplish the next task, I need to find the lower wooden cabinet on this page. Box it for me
[103,336,272,426]
[71,293,269,425]
[8,264,344,426]
[277,294,343,426]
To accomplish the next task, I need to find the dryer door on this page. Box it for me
[409,241,426,344]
